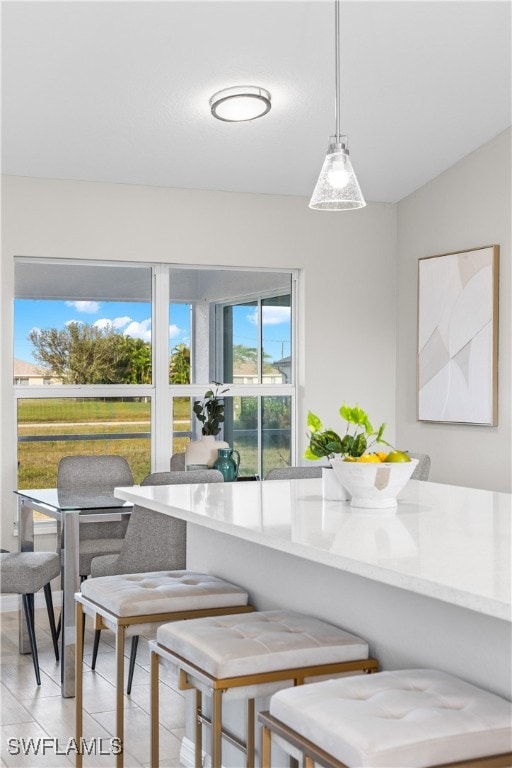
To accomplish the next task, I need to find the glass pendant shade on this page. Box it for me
[309,142,366,210]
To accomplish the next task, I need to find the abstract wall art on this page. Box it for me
[417,245,499,425]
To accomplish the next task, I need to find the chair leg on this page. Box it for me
[91,629,101,670]
[22,593,41,686]
[126,635,139,694]
[43,583,59,662]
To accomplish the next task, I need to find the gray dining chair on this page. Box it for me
[56,455,134,578]
[0,552,60,684]
[89,468,224,692]
[409,453,431,480]
[170,452,186,470]
[264,466,323,480]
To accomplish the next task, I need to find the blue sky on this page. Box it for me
[14,300,290,363]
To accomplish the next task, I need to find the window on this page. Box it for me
[13,259,296,506]
[169,266,295,479]
[15,260,152,386]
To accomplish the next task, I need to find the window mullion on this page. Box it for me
[153,265,171,472]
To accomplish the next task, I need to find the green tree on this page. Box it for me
[169,343,190,384]
[29,323,152,384]
[232,344,258,365]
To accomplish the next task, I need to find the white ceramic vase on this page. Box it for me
[322,466,350,501]
[185,435,229,469]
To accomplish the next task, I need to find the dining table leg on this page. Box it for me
[62,511,80,697]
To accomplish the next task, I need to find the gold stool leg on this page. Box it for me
[115,625,125,768]
[304,757,315,768]
[211,689,222,768]
[195,689,202,768]
[75,601,84,768]
[150,650,159,768]
[246,698,255,768]
[261,724,271,768]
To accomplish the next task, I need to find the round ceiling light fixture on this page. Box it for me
[209,85,271,122]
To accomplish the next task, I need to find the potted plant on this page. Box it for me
[192,382,230,436]
[304,403,388,461]
[304,403,418,508]
[185,383,230,468]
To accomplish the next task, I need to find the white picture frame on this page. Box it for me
[417,245,499,425]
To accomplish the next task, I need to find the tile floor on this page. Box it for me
[1,606,186,767]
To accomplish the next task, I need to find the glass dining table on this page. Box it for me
[14,488,133,697]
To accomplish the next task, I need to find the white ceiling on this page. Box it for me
[2,1,511,204]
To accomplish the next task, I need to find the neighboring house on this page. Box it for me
[13,358,59,386]
[273,356,291,384]
[233,362,284,385]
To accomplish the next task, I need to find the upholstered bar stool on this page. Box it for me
[149,609,378,768]
[75,570,252,768]
[259,669,512,768]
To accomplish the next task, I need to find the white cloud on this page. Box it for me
[124,318,152,342]
[29,326,41,336]
[93,316,132,331]
[93,318,112,330]
[65,300,100,313]
[112,316,132,329]
[65,319,84,326]
[169,324,181,339]
[247,307,290,326]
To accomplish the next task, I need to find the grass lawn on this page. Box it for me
[17,397,290,489]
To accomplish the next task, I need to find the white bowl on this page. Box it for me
[330,457,419,509]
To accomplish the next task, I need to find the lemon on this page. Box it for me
[385,450,410,463]
[356,454,381,463]
[375,451,388,462]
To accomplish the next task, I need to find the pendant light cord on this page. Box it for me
[334,0,341,142]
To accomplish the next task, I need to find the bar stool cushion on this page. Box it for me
[80,570,249,617]
[268,668,512,768]
[157,609,369,679]
[1,552,60,594]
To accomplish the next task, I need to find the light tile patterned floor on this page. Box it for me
[0,608,185,767]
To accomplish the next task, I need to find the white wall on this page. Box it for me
[396,129,511,492]
[0,177,397,550]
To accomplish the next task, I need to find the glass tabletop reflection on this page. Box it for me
[15,487,132,512]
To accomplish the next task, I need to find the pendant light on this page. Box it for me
[309,0,366,210]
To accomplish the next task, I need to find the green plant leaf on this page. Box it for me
[352,433,367,457]
[339,404,351,422]
[306,411,323,433]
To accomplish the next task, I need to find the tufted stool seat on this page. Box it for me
[149,609,377,768]
[75,570,252,768]
[259,668,512,768]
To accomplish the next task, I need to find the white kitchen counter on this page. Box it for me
[116,476,511,764]
[115,478,511,622]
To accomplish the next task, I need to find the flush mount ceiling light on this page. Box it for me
[210,85,271,122]
[309,0,366,211]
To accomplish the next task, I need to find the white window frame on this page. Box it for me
[12,259,298,529]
